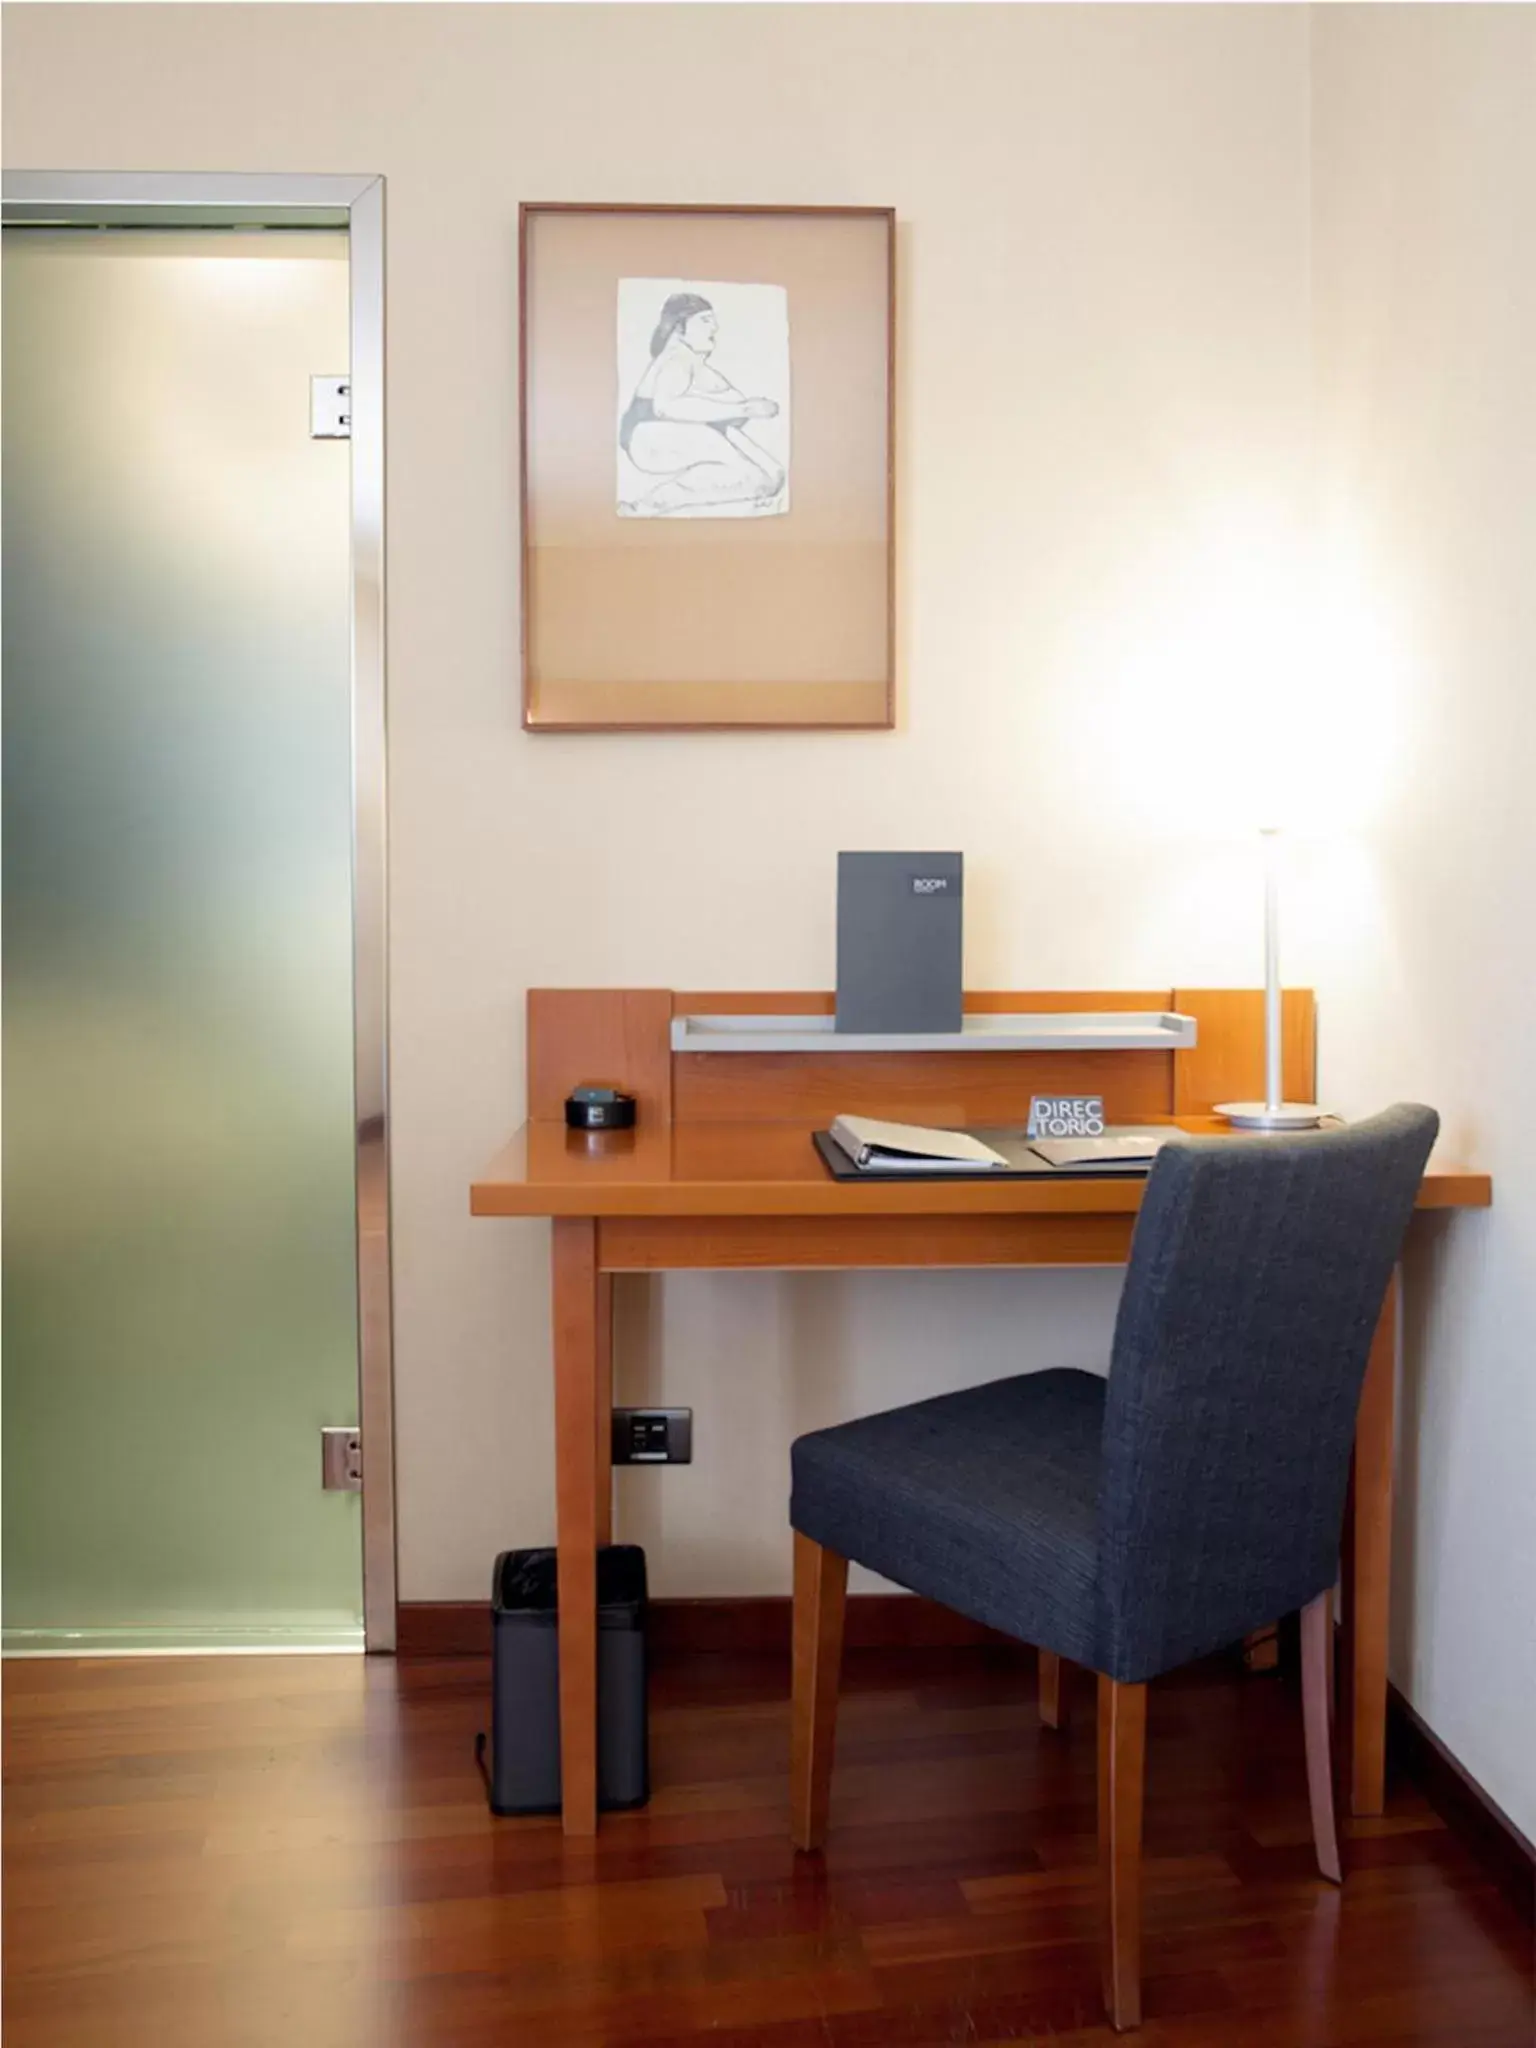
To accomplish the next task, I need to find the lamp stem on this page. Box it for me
[1262,827,1283,1112]
[1213,831,1319,1130]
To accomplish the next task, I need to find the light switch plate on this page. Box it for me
[310,374,351,439]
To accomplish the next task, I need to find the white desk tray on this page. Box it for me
[671,1012,1198,1055]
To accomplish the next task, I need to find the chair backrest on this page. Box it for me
[1095,1105,1439,1683]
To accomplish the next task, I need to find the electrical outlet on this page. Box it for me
[612,1408,692,1465]
[320,1426,362,1491]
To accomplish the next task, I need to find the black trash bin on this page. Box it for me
[478,1544,649,1816]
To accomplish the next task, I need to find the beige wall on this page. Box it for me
[1309,4,1536,1844]
[3,0,1319,1606]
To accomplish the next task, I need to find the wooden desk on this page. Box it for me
[472,989,1491,1836]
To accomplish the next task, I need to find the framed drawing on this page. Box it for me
[519,204,895,731]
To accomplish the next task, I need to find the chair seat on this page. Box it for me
[790,1369,1106,1665]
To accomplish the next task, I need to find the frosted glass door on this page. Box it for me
[3,230,363,1647]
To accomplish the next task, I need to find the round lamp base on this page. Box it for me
[1215,1101,1327,1132]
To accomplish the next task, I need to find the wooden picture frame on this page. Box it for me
[519,204,895,732]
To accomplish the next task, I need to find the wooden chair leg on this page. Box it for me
[1242,1622,1282,1673]
[1098,1674,1147,2031]
[790,1532,848,1852]
[1301,1589,1343,1884]
[1039,1650,1065,1730]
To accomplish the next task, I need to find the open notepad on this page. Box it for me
[1028,1132,1173,1168]
[825,1115,1174,1176]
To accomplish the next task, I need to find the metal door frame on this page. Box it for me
[2,172,397,1651]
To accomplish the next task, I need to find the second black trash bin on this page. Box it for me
[480,1544,649,1816]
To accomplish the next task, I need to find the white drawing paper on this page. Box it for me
[616,278,790,519]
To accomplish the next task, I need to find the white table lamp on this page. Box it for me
[1215,826,1325,1131]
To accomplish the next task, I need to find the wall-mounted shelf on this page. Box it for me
[670,1012,1198,1055]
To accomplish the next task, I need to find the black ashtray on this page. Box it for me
[565,1085,637,1131]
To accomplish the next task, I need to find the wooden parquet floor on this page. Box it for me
[3,1647,1530,2046]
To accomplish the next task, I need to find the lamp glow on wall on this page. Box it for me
[1212,527,1409,1131]
[1207,560,1328,1131]
[1049,503,1409,1128]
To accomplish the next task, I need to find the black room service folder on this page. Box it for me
[836,852,964,1034]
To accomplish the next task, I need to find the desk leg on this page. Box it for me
[1343,1268,1399,1818]
[553,1217,601,1836]
[596,1275,614,1547]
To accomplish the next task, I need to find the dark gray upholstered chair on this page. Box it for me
[787,1105,1439,2031]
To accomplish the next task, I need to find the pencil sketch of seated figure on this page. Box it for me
[617,280,790,519]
